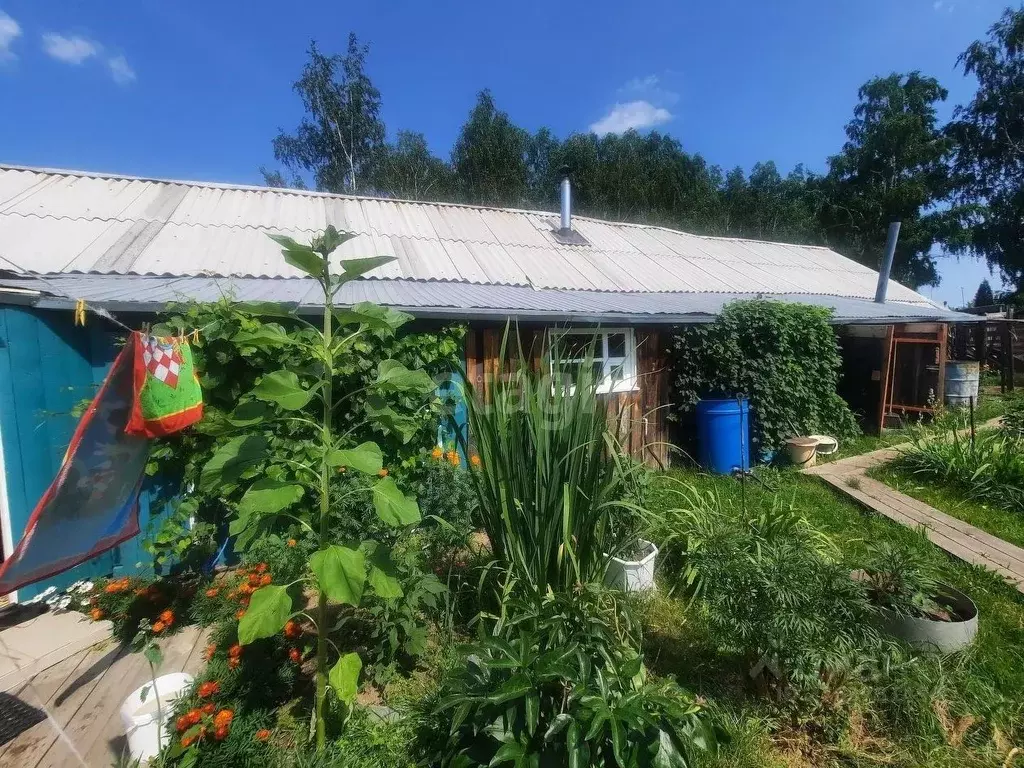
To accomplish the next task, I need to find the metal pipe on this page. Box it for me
[874,221,901,303]
[559,167,571,232]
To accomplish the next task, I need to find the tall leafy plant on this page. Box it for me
[458,331,645,595]
[200,227,437,749]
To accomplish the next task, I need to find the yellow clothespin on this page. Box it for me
[74,299,87,326]
[192,328,200,345]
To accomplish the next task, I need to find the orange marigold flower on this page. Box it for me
[260,574,272,586]
[255,563,268,574]
[228,657,240,670]
[105,582,122,594]
[181,734,197,748]
[214,709,234,726]
[176,715,190,733]
[203,643,217,661]
[288,647,302,664]
[255,729,271,742]
[151,621,166,634]
[431,446,443,460]
[159,609,175,625]
[228,644,243,658]
[201,703,216,715]
[186,709,202,726]
[448,451,461,467]
[470,454,481,468]
[287,538,297,547]
[226,590,237,601]
[238,583,252,596]
[205,588,219,598]
[213,725,230,741]
[239,596,250,607]
[378,468,389,477]
[236,609,246,621]
[284,620,301,639]
[198,681,220,698]
[248,574,261,587]
[90,608,104,621]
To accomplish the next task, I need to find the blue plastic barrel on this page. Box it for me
[696,398,750,474]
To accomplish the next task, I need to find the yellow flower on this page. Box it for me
[431,446,443,460]
[378,468,389,477]
[470,455,481,468]
[446,451,460,467]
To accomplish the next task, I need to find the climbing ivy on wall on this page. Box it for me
[669,300,860,456]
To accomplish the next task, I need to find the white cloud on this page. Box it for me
[0,11,22,62]
[107,55,135,84]
[41,33,99,64]
[590,100,673,136]
[933,0,954,12]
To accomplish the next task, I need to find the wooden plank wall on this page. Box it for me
[463,326,670,468]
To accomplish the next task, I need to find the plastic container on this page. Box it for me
[605,540,659,592]
[945,361,981,408]
[785,437,819,467]
[696,398,750,474]
[120,672,194,763]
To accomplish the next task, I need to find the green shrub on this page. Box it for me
[668,300,860,457]
[426,587,722,767]
[403,449,478,559]
[647,482,882,708]
[893,423,1024,512]
[862,538,945,618]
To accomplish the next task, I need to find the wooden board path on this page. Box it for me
[1,625,207,768]
[806,436,1024,594]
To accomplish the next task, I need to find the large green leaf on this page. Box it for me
[254,370,316,410]
[328,652,362,704]
[237,479,304,519]
[333,302,412,333]
[226,401,272,427]
[325,441,383,474]
[238,585,292,644]
[651,729,687,768]
[373,359,437,394]
[364,395,420,444]
[233,323,294,348]
[372,476,421,527]
[365,543,403,599]
[199,435,268,493]
[310,545,366,605]
[341,256,394,279]
[269,233,325,278]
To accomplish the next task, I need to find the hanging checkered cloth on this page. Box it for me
[125,333,204,438]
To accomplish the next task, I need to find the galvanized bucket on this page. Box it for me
[944,360,980,408]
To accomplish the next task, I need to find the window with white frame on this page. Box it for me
[548,329,638,394]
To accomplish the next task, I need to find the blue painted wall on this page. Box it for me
[0,306,163,600]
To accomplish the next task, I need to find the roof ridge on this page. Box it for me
[0,163,834,251]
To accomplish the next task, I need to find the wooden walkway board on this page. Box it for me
[1,625,207,768]
[807,438,1024,594]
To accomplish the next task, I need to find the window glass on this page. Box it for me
[549,330,636,394]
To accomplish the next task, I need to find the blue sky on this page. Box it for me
[0,0,1011,306]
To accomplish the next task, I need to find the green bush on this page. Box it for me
[646,482,882,708]
[426,587,722,767]
[668,300,860,457]
[403,449,478,559]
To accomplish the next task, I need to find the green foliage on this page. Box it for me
[460,330,649,595]
[948,8,1024,290]
[404,450,478,558]
[819,72,964,288]
[647,481,882,707]
[862,538,944,619]
[144,498,217,576]
[428,588,722,767]
[893,421,1024,513]
[669,299,860,457]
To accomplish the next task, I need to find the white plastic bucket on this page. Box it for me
[606,540,659,592]
[119,672,194,762]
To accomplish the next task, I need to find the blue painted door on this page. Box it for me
[0,306,160,599]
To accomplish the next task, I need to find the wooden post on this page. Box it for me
[936,323,948,408]
[877,325,895,433]
[975,321,988,368]
[1006,320,1017,393]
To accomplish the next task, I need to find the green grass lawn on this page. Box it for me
[645,466,1024,768]
[869,463,1024,551]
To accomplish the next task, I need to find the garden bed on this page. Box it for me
[645,467,1024,768]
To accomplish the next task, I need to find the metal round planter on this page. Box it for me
[878,583,978,653]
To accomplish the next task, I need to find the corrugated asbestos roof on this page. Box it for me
[0,164,938,306]
[0,274,976,325]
